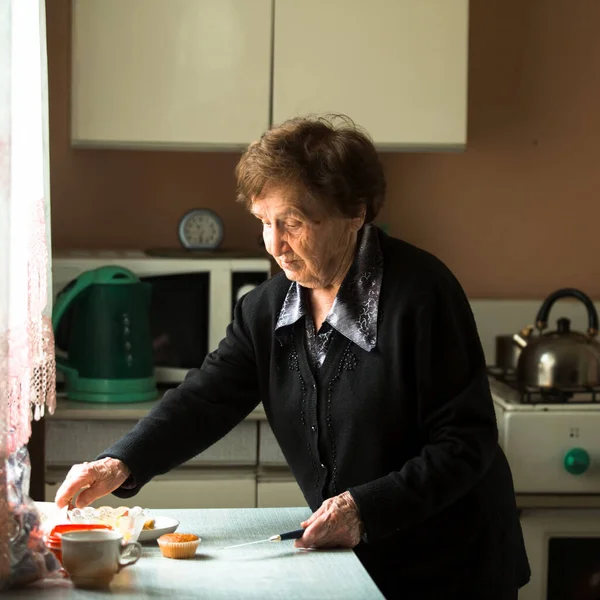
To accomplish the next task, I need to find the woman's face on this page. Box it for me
[251,187,364,290]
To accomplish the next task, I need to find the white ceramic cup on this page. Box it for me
[61,530,142,589]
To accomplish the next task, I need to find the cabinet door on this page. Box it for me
[257,468,307,508]
[72,0,272,148]
[257,481,307,508]
[273,0,468,149]
[45,470,257,509]
[45,420,258,467]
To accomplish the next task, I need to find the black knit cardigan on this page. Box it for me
[99,229,530,594]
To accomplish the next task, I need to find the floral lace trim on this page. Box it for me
[2,316,56,455]
[1,196,56,455]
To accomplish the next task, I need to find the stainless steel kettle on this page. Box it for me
[512,288,600,389]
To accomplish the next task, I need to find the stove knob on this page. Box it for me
[564,448,590,475]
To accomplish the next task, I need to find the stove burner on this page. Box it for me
[487,366,600,404]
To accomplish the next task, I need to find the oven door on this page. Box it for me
[519,508,600,600]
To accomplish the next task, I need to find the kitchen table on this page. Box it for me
[8,507,384,599]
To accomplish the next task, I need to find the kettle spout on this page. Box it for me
[512,325,533,349]
[512,333,528,349]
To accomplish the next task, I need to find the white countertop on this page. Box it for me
[50,390,267,421]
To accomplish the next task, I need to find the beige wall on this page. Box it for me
[47,0,600,299]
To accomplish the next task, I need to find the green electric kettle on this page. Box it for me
[52,266,157,403]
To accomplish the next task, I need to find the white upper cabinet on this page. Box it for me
[71,0,468,150]
[71,0,272,149]
[272,0,469,150]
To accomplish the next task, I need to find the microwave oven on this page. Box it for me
[51,250,271,384]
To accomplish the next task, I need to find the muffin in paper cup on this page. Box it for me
[157,533,200,559]
[67,505,147,543]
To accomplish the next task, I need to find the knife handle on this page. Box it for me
[279,528,305,541]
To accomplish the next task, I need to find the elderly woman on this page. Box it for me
[55,115,530,599]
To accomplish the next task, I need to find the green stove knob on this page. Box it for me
[564,448,590,475]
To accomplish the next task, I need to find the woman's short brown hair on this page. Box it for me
[235,114,386,223]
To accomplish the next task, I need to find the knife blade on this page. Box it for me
[221,528,305,550]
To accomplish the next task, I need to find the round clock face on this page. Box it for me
[178,209,224,250]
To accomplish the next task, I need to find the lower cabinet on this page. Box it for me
[46,468,308,509]
[45,419,257,467]
[257,466,306,508]
[45,468,257,509]
[257,481,307,508]
[44,417,308,509]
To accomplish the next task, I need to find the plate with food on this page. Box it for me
[67,505,147,543]
[138,515,180,542]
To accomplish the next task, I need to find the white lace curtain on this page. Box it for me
[1,0,55,580]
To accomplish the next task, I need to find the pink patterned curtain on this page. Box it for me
[1,0,55,581]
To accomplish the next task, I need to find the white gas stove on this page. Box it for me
[489,368,600,496]
[489,369,600,599]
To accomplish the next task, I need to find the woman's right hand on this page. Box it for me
[54,457,131,509]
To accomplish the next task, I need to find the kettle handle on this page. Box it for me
[52,269,99,333]
[52,266,140,377]
[52,269,100,378]
[52,266,139,332]
[535,288,599,337]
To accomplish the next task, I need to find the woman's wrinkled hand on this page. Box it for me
[54,457,131,509]
[294,491,363,549]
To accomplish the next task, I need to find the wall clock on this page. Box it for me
[178,208,224,250]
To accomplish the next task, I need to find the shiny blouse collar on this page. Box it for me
[275,223,383,352]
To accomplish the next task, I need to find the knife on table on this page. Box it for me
[221,528,305,550]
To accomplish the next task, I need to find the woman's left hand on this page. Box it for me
[294,491,363,549]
